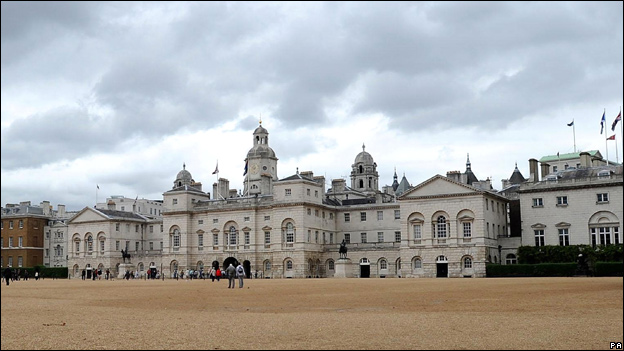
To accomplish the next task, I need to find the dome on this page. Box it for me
[247,144,276,158]
[176,169,193,181]
[254,125,268,134]
[354,144,374,164]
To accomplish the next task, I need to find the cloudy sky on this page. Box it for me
[2,2,623,211]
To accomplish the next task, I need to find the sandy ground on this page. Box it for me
[1,277,622,350]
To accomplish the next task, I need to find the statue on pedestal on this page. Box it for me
[339,239,348,259]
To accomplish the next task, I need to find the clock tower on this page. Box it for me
[243,121,278,195]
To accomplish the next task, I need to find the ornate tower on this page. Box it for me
[350,143,379,196]
[243,121,278,195]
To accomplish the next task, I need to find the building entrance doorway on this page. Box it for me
[436,255,448,278]
[360,258,370,278]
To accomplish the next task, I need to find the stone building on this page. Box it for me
[1,202,48,269]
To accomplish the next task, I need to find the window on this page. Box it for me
[597,193,609,203]
[172,199,178,205]
[286,223,294,243]
[360,212,366,221]
[380,260,387,270]
[436,216,447,238]
[307,189,311,196]
[532,198,543,207]
[534,230,545,246]
[86,236,93,252]
[556,196,568,206]
[150,242,154,250]
[307,208,311,216]
[213,233,219,246]
[135,225,139,233]
[229,227,237,245]
[18,236,23,247]
[506,254,517,265]
[377,211,383,220]
[116,241,120,251]
[315,190,318,198]
[315,209,319,217]
[344,213,350,222]
[329,213,334,220]
[315,231,318,243]
[414,258,422,269]
[244,232,250,245]
[213,219,218,224]
[75,241,80,253]
[463,222,472,238]
[115,223,120,231]
[307,230,311,242]
[126,224,130,231]
[394,210,400,219]
[285,189,292,196]
[378,232,384,243]
[135,242,139,252]
[330,232,334,244]
[125,241,130,250]
[8,256,13,267]
[413,225,422,240]
[19,220,23,229]
[286,260,293,270]
[464,257,472,269]
[244,216,250,222]
[264,216,270,221]
[395,231,401,243]
[265,261,272,271]
[265,231,271,245]
[361,233,367,243]
[100,240,105,252]
[552,165,558,173]
[615,227,621,245]
[198,220,203,225]
[344,233,351,244]
[328,260,335,270]
[173,230,181,248]
[18,256,23,267]
[9,221,13,229]
[486,200,488,210]
[198,234,204,248]
[558,228,570,246]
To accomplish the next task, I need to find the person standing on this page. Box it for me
[3,267,12,286]
[226,264,236,289]
[236,263,245,288]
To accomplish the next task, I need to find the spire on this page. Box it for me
[466,153,471,170]
[259,113,262,125]
[362,143,365,152]
[392,167,399,192]
[183,162,186,170]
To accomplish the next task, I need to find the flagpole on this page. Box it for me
[604,108,609,165]
[572,119,576,153]
[96,185,99,207]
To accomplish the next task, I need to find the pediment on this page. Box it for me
[401,175,479,198]
[241,226,252,232]
[262,226,273,231]
[531,223,547,229]
[68,207,109,224]
[211,228,220,234]
[555,222,571,228]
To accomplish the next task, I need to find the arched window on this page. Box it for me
[436,216,447,238]
[264,261,272,271]
[286,260,293,270]
[229,226,237,245]
[286,223,294,243]
[328,260,335,270]
[359,179,364,188]
[359,165,363,173]
[464,257,472,269]
[380,259,387,270]
[413,258,422,269]
[173,229,181,247]
[86,235,93,252]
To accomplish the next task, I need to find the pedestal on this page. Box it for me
[334,258,353,278]
[118,263,136,279]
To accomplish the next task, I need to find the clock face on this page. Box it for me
[251,164,259,174]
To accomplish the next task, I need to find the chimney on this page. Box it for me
[579,152,591,168]
[41,201,51,216]
[58,205,66,218]
[332,179,346,193]
[300,171,314,179]
[540,163,550,180]
[529,158,539,182]
[446,171,461,183]
[107,200,116,210]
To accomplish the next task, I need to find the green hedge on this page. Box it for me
[486,263,577,277]
[17,266,68,279]
[593,262,623,277]
[517,244,623,264]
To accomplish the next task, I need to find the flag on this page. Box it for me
[600,111,606,134]
[243,159,248,176]
[97,184,99,190]
[212,161,219,175]
[567,120,574,126]
[607,134,615,140]
[613,112,621,131]
[557,152,560,158]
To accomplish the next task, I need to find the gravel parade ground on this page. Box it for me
[1,277,622,350]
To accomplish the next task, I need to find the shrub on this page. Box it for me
[486,263,577,277]
[593,262,623,277]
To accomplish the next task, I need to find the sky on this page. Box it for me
[2,2,623,211]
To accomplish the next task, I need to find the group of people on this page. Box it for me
[225,263,246,289]
[2,267,42,286]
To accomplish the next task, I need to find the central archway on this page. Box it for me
[223,257,238,274]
